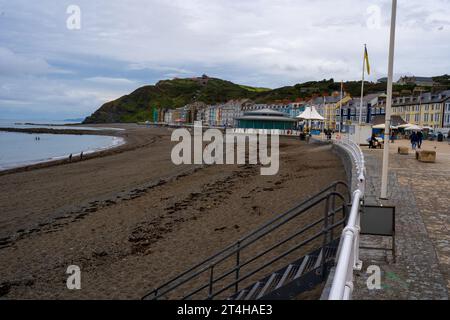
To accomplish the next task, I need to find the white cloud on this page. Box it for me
[86,77,136,85]
[0,47,52,75]
[0,0,449,118]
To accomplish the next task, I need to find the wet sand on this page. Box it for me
[0,125,346,299]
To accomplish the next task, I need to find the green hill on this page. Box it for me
[84,75,450,123]
[84,77,257,123]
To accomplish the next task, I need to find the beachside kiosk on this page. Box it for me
[347,123,373,145]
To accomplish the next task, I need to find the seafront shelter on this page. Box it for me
[235,109,297,130]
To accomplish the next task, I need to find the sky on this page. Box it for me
[0,0,449,120]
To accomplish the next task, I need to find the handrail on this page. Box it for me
[184,192,347,300]
[210,217,346,299]
[329,138,366,300]
[143,181,349,300]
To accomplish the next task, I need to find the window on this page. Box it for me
[406,114,410,122]
[424,114,429,122]
[435,114,440,122]
[415,114,420,122]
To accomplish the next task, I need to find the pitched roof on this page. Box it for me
[371,115,406,126]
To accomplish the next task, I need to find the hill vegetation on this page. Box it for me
[84,75,450,123]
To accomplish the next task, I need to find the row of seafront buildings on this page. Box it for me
[153,89,450,131]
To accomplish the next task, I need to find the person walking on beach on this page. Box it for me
[69,154,73,162]
[417,131,423,149]
[80,152,84,161]
[410,132,418,150]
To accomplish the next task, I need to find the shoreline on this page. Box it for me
[0,125,347,299]
[0,125,137,177]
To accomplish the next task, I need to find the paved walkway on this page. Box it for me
[353,139,450,300]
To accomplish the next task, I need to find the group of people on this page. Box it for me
[68,152,84,162]
[409,131,424,150]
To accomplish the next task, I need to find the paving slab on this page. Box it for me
[353,139,450,300]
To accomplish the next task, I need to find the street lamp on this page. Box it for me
[381,0,398,199]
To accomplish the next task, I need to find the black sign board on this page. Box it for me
[361,205,395,236]
[359,205,396,262]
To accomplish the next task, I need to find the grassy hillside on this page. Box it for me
[84,77,256,123]
[84,75,450,123]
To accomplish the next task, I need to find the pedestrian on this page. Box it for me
[69,154,73,162]
[390,132,396,143]
[417,131,423,149]
[369,134,377,149]
[410,132,418,150]
[80,152,84,161]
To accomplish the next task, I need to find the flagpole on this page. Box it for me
[359,44,366,125]
[381,0,398,199]
[323,96,326,132]
[339,81,343,133]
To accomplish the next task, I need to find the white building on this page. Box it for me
[220,100,246,127]
[164,109,173,124]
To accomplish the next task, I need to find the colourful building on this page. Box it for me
[390,91,450,129]
[236,109,297,130]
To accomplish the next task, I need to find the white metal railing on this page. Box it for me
[328,138,366,300]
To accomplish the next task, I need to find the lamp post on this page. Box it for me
[381,0,398,199]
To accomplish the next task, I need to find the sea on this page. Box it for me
[0,119,125,171]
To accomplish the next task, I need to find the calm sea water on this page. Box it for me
[0,120,124,170]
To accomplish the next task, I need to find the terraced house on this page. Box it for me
[336,93,387,130]
[390,90,450,129]
[309,95,350,130]
[445,100,450,128]
[220,100,247,127]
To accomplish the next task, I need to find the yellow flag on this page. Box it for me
[364,46,371,75]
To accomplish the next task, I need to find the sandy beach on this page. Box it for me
[0,125,346,299]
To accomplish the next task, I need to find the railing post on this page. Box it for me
[235,241,241,293]
[353,206,363,271]
[331,184,337,241]
[208,265,214,299]
[321,195,331,276]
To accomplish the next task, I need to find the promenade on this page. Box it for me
[353,139,450,300]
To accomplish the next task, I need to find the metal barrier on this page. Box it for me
[143,181,350,300]
[328,138,366,300]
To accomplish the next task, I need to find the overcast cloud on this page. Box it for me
[0,0,449,119]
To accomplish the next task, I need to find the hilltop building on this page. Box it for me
[397,76,435,87]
